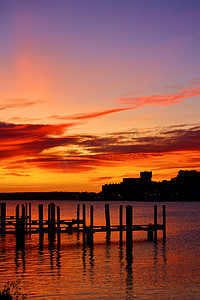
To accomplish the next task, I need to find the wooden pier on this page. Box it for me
[0,202,166,245]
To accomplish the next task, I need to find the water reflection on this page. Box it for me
[15,248,25,275]
[125,240,134,298]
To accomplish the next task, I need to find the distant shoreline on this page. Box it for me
[0,192,199,202]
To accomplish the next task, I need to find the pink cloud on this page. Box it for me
[117,87,200,107]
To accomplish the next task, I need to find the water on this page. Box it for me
[0,201,200,299]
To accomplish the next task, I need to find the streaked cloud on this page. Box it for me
[0,98,43,110]
[0,122,199,175]
[117,87,200,107]
[48,107,132,121]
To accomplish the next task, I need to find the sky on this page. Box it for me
[0,0,200,192]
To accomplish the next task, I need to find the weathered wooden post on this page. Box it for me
[16,204,25,249]
[57,206,60,233]
[25,203,28,232]
[119,205,123,243]
[48,204,51,231]
[15,204,19,233]
[87,205,94,244]
[50,203,55,232]
[39,204,44,233]
[126,205,133,244]
[147,224,153,241]
[163,205,166,241]
[82,204,86,244]
[77,204,80,232]
[105,204,111,236]
[0,202,6,234]
[82,204,86,232]
[29,203,32,232]
[21,204,25,233]
[154,205,157,241]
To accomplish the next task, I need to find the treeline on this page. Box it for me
[0,192,100,201]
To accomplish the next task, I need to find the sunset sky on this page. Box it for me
[0,0,200,192]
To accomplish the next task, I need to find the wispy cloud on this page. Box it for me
[117,87,200,107]
[47,83,200,122]
[0,98,43,110]
[5,172,30,177]
[48,107,132,121]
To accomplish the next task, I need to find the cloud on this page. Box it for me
[90,176,114,182]
[48,107,132,121]
[1,121,200,174]
[117,87,200,107]
[5,173,30,177]
[0,98,43,111]
[0,121,77,160]
[46,84,200,122]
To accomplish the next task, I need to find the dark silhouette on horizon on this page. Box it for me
[102,170,200,201]
[0,170,199,201]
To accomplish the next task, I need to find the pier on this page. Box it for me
[0,202,166,245]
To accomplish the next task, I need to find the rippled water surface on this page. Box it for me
[0,201,200,299]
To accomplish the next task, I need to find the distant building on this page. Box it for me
[102,171,153,200]
[140,171,152,183]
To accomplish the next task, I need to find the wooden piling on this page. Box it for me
[29,203,32,232]
[0,202,6,234]
[77,204,80,231]
[163,205,166,241]
[21,204,25,233]
[105,204,111,235]
[82,204,86,232]
[39,204,44,233]
[25,203,28,232]
[87,205,94,244]
[50,203,55,232]
[147,224,153,241]
[48,204,51,231]
[90,205,94,230]
[15,204,19,233]
[126,205,133,243]
[119,205,123,243]
[154,205,157,241]
[57,206,60,232]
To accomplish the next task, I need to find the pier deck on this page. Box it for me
[0,202,166,244]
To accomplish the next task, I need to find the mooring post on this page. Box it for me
[87,205,94,244]
[119,205,123,243]
[147,224,153,241]
[29,203,32,232]
[105,204,111,236]
[16,204,26,249]
[83,204,86,232]
[77,204,80,232]
[25,203,28,232]
[15,204,19,233]
[21,204,25,234]
[82,204,86,244]
[57,206,60,233]
[48,204,51,231]
[39,204,44,233]
[90,205,94,230]
[50,203,55,232]
[163,205,166,241]
[154,205,157,241]
[126,205,133,244]
[0,202,6,234]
